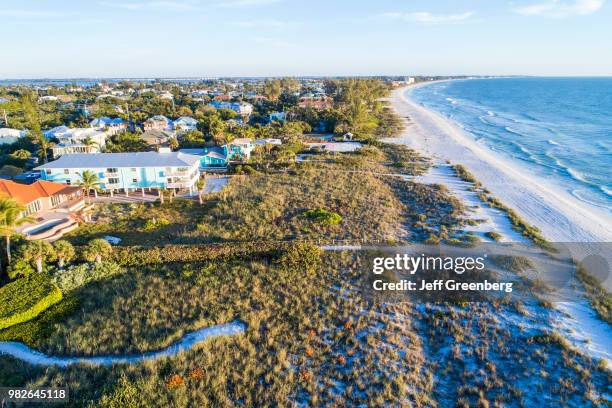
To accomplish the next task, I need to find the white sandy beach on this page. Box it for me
[388,84,612,243]
[386,83,612,361]
[386,84,612,293]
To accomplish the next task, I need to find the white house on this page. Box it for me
[38,95,59,103]
[173,116,198,133]
[208,101,254,117]
[0,128,27,145]
[254,138,282,146]
[90,117,127,136]
[144,115,173,132]
[44,126,108,157]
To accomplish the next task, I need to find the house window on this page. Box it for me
[64,169,69,174]
[106,168,118,173]
[65,179,71,185]
[46,169,51,175]
[108,178,119,184]
[131,168,137,172]
[132,179,138,183]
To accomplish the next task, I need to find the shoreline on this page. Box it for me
[388,83,612,243]
[387,83,612,291]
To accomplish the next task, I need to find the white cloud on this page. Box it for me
[380,11,476,24]
[216,0,282,7]
[515,0,605,17]
[232,19,298,28]
[0,9,65,17]
[100,1,197,11]
[100,0,280,10]
[253,36,293,47]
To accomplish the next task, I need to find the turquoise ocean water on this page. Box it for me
[410,77,612,212]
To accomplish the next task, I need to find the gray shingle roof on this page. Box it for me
[35,152,200,169]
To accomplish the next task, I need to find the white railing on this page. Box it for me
[166,181,193,189]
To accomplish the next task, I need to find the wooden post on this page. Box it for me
[125,189,129,197]
[110,189,114,198]
[141,187,145,197]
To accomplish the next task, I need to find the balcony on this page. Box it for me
[165,173,199,190]
[166,181,194,189]
[165,170,194,178]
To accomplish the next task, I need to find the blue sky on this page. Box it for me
[1,0,610,78]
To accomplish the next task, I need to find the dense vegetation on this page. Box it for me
[0,273,62,329]
[0,78,403,177]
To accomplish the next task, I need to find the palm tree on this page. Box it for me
[83,238,112,264]
[77,170,101,203]
[82,136,100,153]
[20,240,56,273]
[196,177,206,205]
[0,197,33,268]
[53,240,75,268]
[36,135,53,164]
[168,137,179,151]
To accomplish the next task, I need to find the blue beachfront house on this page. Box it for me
[179,138,256,171]
[35,152,201,194]
[179,147,229,169]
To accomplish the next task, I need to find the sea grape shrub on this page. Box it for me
[52,262,124,292]
[105,242,281,266]
[303,208,342,226]
[0,295,79,346]
[0,274,63,330]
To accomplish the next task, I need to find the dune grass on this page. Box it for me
[576,263,612,324]
[452,164,552,248]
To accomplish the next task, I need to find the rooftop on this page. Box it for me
[0,179,80,205]
[35,152,200,169]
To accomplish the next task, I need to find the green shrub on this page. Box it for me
[7,259,35,279]
[82,238,113,263]
[303,208,342,226]
[52,262,125,292]
[0,295,78,347]
[0,274,63,330]
[143,218,170,231]
[275,243,321,276]
[104,242,282,266]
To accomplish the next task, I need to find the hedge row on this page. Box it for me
[0,274,63,330]
[0,295,79,346]
[97,241,286,266]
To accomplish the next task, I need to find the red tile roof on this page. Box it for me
[0,180,79,205]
